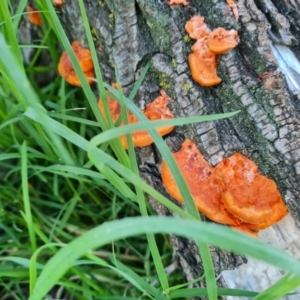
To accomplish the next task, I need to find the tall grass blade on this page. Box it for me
[29,216,300,300]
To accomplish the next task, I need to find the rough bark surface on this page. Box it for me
[20,0,300,298]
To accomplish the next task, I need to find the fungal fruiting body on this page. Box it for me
[215,153,288,230]
[52,0,64,7]
[169,0,188,8]
[185,16,211,40]
[26,5,42,27]
[161,140,288,236]
[185,16,239,86]
[207,28,239,54]
[226,0,239,21]
[58,41,94,87]
[188,39,221,86]
[161,140,242,225]
[98,89,174,148]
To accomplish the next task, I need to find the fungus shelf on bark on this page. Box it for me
[188,39,221,87]
[52,0,64,7]
[185,16,239,87]
[98,89,174,149]
[161,139,243,226]
[207,28,239,54]
[58,41,94,87]
[26,5,42,27]
[161,140,288,236]
[226,0,239,21]
[168,0,188,8]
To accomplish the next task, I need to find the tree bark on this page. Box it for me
[20,0,300,298]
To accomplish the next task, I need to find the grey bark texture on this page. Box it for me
[20,0,300,298]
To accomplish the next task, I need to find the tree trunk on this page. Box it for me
[21,0,300,298]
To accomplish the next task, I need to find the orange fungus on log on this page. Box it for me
[214,153,288,225]
[185,16,239,87]
[26,5,42,27]
[52,0,64,7]
[161,140,242,225]
[98,89,174,148]
[207,28,239,54]
[161,140,289,236]
[169,0,188,8]
[185,16,211,40]
[58,41,94,87]
[226,0,239,21]
[188,38,221,86]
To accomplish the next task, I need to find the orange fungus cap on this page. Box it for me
[188,51,221,87]
[185,16,211,40]
[248,197,288,230]
[161,140,242,225]
[169,0,188,8]
[58,41,94,87]
[215,153,288,224]
[26,5,42,27]
[52,0,64,6]
[207,28,239,54]
[226,0,239,21]
[98,89,174,148]
[121,90,174,148]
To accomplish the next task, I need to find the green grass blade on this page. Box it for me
[0,0,23,67]
[29,243,62,295]
[12,0,28,32]
[111,258,165,300]
[29,216,300,300]
[21,141,37,253]
[24,107,89,151]
[128,60,151,101]
[253,272,300,300]
[169,287,258,298]
[115,70,169,291]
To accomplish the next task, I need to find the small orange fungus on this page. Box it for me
[161,140,241,225]
[185,16,239,87]
[169,0,188,8]
[26,5,42,27]
[52,0,64,7]
[207,28,239,54]
[188,38,221,86]
[214,153,288,225]
[185,16,211,40]
[98,89,174,148]
[226,0,239,21]
[161,140,289,236]
[58,41,94,87]
[248,198,289,230]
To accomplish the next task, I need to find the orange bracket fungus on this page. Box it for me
[214,153,288,230]
[161,139,242,226]
[207,28,239,54]
[52,0,64,7]
[226,0,239,21]
[26,5,42,27]
[185,16,239,86]
[161,140,288,236]
[58,41,94,87]
[185,16,211,40]
[168,0,188,8]
[98,89,174,149]
[188,39,221,86]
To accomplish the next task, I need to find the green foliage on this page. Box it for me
[0,1,299,300]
